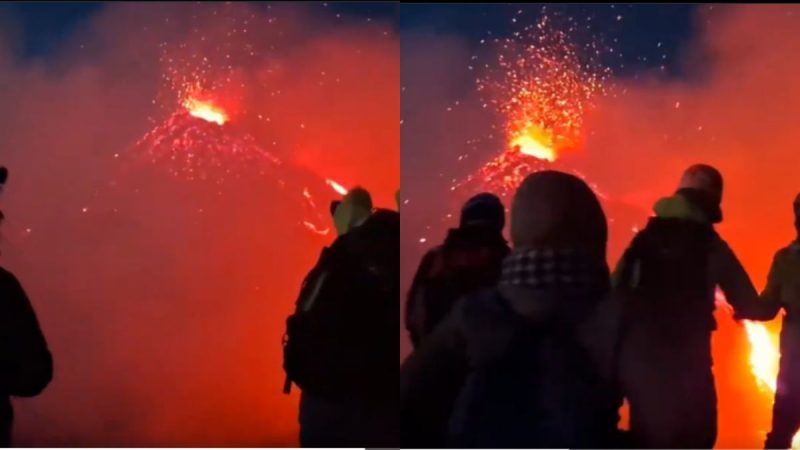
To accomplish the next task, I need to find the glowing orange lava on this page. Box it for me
[509,124,557,162]
[326,178,348,195]
[302,220,331,236]
[449,12,610,198]
[743,320,800,448]
[183,97,228,125]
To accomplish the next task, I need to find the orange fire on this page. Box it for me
[509,124,557,162]
[744,321,780,392]
[743,320,800,448]
[326,178,348,195]
[183,97,228,125]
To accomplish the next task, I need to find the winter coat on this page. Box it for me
[405,226,510,349]
[401,252,622,449]
[613,192,760,329]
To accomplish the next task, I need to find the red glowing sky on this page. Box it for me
[401,5,799,448]
[0,3,397,446]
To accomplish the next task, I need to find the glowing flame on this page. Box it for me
[744,320,800,448]
[509,124,557,162]
[326,179,348,195]
[183,97,228,125]
[744,321,779,392]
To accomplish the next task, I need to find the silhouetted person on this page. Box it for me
[737,193,800,449]
[613,164,760,448]
[406,192,510,349]
[401,171,623,448]
[0,166,53,447]
[283,186,398,447]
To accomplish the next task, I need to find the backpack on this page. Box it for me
[448,292,619,448]
[283,215,397,402]
[406,229,508,348]
[615,217,718,335]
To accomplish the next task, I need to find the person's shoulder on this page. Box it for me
[773,242,800,263]
[362,208,399,231]
[0,266,17,283]
[0,266,23,292]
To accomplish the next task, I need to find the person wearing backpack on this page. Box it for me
[0,166,54,446]
[736,193,800,449]
[283,186,398,447]
[612,164,760,448]
[405,192,510,349]
[401,171,623,448]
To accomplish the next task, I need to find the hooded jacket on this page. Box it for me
[400,255,621,448]
[613,191,760,327]
[405,225,510,348]
[401,171,621,449]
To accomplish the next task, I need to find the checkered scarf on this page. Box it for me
[499,248,609,291]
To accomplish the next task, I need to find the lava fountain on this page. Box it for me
[450,12,611,198]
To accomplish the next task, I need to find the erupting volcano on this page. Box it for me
[132,19,352,238]
[450,12,611,198]
[404,7,800,448]
[135,91,281,182]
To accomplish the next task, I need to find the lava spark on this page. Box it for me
[455,11,611,198]
[326,179,348,195]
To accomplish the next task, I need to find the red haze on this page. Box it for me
[401,5,799,448]
[0,3,397,446]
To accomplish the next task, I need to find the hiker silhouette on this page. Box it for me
[401,171,622,448]
[0,166,54,447]
[612,164,762,448]
[283,186,398,447]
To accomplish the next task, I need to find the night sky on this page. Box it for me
[400,4,700,78]
[0,2,399,59]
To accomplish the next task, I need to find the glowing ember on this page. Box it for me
[131,6,359,239]
[477,12,610,162]
[183,97,228,125]
[135,106,280,182]
[449,11,611,198]
[326,178,348,195]
[302,220,330,236]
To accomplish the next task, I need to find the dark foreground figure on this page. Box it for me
[0,166,53,447]
[405,192,510,350]
[283,187,398,447]
[403,192,509,446]
[739,193,800,449]
[613,164,760,448]
[401,171,623,448]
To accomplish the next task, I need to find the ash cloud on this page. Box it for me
[0,3,397,446]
